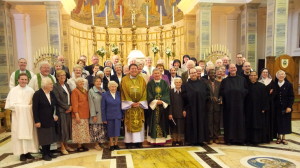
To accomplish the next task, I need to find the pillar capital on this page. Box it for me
[196,2,213,10]
[44,1,62,8]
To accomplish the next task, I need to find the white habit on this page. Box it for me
[5,85,39,155]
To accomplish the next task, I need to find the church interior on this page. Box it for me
[1,0,300,167]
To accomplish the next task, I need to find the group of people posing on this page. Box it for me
[5,53,294,162]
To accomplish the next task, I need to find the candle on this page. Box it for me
[105,5,108,26]
[160,6,162,26]
[146,5,148,26]
[172,5,174,25]
[120,5,122,26]
[91,5,94,26]
[131,13,133,25]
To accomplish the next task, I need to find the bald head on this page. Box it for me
[57,55,65,64]
[229,64,237,76]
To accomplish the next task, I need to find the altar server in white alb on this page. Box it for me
[9,58,35,90]
[28,61,56,91]
[5,73,39,161]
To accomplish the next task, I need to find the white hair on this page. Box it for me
[73,64,83,71]
[114,63,122,68]
[108,81,118,88]
[39,61,50,70]
[104,67,112,72]
[195,66,202,71]
[96,71,104,76]
[41,77,53,89]
[186,60,195,67]
[174,77,182,83]
[215,59,223,64]
[276,70,286,78]
[75,77,85,85]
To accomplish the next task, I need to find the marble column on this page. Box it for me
[184,15,196,58]
[240,4,259,70]
[61,14,71,68]
[195,3,212,61]
[265,0,289,57]
[0,2,15,98]
[44,1,62,56]
[226,7,241,63]
[13,13,33,70]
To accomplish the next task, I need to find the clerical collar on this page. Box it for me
[154,79,161,83]
[174,88,181,93]
[130,75,137,79]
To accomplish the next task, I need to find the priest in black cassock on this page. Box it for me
[147,68,171,145]
[182,68,210,145]
[220,64,248,144]
[245,71,268,145]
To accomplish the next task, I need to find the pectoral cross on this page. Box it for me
[132,86,138,99]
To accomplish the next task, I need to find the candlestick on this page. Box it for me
[91,5,94,26]
[146,5,148,26]
[160,6,162,26]
[172,5,174,25]
[105,5,108,26]
[132,13,133,25]
[120,5,122,26]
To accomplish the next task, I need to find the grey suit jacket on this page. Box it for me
[53,82,72,113]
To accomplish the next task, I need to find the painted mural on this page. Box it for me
[71,0,183,27]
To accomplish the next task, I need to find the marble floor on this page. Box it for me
[0,120,300,168]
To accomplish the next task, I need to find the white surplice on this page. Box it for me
[28,73,56,91]
[5,85,39,155]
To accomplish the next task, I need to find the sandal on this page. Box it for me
[276,139,281,144]
[281,139,288,145]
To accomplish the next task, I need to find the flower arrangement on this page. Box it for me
[165,47,172,57]
[151,43,159,55]
[96,47,106,57]
[111,44,119,55]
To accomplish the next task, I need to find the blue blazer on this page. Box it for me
[101,91,122,121]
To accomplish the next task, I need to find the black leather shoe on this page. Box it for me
[42,155,52,161]
[137,143,143,148]
[48,153,57,158]
[109,146,115,151]
[25,153,35,160]
[172,141,177,146]
[114,145,120,150]
[20,154,27,161]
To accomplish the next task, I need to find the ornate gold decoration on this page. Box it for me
[205,44,230,63]
[105,25,110,61]
[159,25,164,59]
[34,46,58,67]
[91,25,97,52]
[146,26,150,56]
[119,25,124,65]
[131,25,137,50]
[171,25,176,59]
[70,1,184,28]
